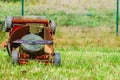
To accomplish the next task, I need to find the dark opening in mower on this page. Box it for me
[5,16,60,65]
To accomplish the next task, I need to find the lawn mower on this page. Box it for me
[4,16,60,65]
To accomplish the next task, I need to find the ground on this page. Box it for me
[0,0,120,80]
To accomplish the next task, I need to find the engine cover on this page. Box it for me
[21,34,44,52]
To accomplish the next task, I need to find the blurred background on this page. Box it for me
[0,0,116,28]
[0,0,119,50]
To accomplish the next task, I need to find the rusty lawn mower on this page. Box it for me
[4,16,61,65]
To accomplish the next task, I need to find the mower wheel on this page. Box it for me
[11,50,18,63]
[49,20,56,34]
[54,53,61,66]
[5,16,12,32]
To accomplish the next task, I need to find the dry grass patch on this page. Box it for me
[25,0,116,14]
[55,26,120,50]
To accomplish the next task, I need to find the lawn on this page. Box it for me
[0,0,120,80]
[0,49,120,80]
[0,26,120,80]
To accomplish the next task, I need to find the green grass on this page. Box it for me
[0,1,120,80]
[1,26,120,79]
[0,49,120,80]
[0,1,117,28]
[0,31,7,43]
[41,9,116,27]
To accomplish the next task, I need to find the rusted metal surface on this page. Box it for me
[18,53,53,64]
[6,16,55,65]
[12,16,48,25]
[9,25,29,42]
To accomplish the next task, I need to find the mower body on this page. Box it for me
[5,16,60,65]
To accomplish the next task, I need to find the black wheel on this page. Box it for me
[11,50,18,63]
[49,20,56,34]
[5,16,12,32]
[54,53,61,66]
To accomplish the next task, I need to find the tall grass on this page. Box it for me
[0,0,117,27]
[55,26,120,51]
[24,0,116,27]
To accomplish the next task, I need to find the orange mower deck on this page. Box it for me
[5,16,60,65]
